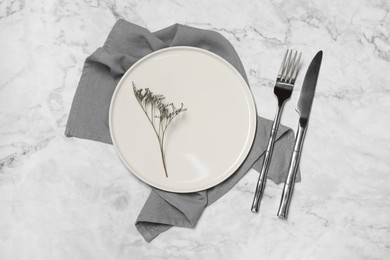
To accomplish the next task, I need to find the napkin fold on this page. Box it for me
[65,19,301,242]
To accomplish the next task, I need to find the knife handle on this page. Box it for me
[251,104,284,213]
[277,122,306,219]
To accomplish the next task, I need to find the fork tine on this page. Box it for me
[287,51,298,83]
[286,50,297,82]
[290,52,302,83]
[281,50,292,81]
[277,50,289,79]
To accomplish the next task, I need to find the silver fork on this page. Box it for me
[251,49,301,213]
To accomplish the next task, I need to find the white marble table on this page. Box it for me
[1,0,389,259]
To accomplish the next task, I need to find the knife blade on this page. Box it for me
[296,51,323,123]
[277,51,323,219]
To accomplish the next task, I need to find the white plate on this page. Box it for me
[109,47,257,192]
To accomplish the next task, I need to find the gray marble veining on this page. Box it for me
[1,0,389,259]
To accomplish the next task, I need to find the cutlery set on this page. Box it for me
[251,50,323,219]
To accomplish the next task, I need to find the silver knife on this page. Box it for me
[277,50,323,219]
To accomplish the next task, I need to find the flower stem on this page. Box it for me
[159,138,168,178]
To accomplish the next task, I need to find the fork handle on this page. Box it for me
[277,122,306,219]
[251,104,284,213]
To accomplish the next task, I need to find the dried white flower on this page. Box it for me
[133,82,187,177]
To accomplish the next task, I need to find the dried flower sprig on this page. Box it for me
[132,82,187,177]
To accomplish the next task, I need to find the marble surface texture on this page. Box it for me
[1,0,390,259]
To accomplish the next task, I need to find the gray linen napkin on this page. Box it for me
[65,19,301,242]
